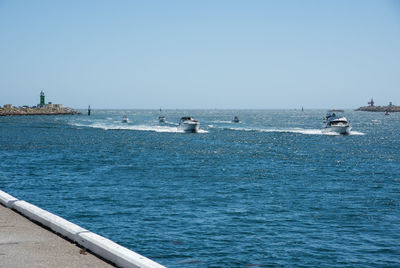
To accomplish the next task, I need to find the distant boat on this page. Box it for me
[158,108,166,123]
[385,111,390,116]
[122,115,129,123]
[232,116,240,123]
[178,117,199,133]
[322,109,351,135]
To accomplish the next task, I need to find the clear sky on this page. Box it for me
[0,0,399,109]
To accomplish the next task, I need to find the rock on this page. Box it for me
[0,106,81,116]
[355,106,400,112]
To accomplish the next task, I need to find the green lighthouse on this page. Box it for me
[40,90,45,107]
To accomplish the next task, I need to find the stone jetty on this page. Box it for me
[355,105,400,112]
[0,90,81,116]
[355,98,400,112]
[0,105,81,116]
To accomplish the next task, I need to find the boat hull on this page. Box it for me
[178,122,199,133]
[159,116,166,123]
[323,125,351,135]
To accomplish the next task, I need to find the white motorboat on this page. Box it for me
[232,116,240,123]
[122,115,129,123]
[158,108,166,123]
[159,115,166,123]
[322,110,351,134]
[178,117,199,133]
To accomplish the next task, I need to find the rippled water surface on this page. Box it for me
[1,110,399,267]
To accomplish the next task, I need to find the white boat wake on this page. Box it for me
[217,126,364,136]
[70,122,209,133]
[211,120,235,124]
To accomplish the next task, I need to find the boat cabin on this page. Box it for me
[181,117,194,120]
[179,117,198,124]
[328,119,348,126]
[325,109,345,120]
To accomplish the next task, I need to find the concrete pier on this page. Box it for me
[0,190,165,268]
[0,204,113,268]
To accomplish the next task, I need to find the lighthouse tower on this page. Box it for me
[40,90,45,107]
[368,98,374,107]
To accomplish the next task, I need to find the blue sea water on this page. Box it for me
[0,109,399,267]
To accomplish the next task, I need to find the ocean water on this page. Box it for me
[0,109,399,267]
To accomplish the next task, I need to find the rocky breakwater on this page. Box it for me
[0,105,81,116]
[355,105,400,112]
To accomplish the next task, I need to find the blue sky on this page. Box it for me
[0,0,399,109]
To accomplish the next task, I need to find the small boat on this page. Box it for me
[178,117,199,133]
[385,111,389,116]
[159,115,166,123]
[322,109,351,135]
[122,115,129,123]
[232,116,240,123]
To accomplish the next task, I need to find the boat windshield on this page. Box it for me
[330,120,348,124]
[325,112,344,119]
